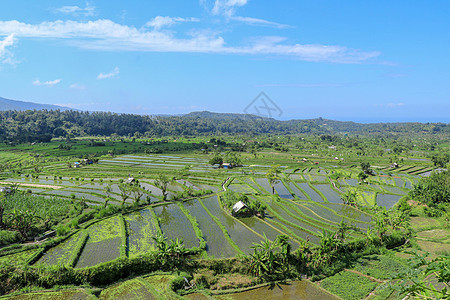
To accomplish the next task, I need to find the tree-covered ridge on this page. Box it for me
[1,110,450,143]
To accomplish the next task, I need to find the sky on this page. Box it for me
[0,1,449,123]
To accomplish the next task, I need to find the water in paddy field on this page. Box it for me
[273,181,294,199]
[201,196,263,254]
[296,183,323,202]
[211,280,339,299]
[313,184,342,203]
[154,204,199,249]
[183,200,237,258]
[376,194,403,210]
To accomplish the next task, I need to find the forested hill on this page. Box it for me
[0,109,449,143]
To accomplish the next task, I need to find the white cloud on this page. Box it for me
[212,0,248,17]
[32,78,62,87]
[54,3,95,17]
[231,16,291,29]
[145,16,199,30]
[97,67,119,79]
[0,33,16,64]
[0,19,380,63]
[70,83,86,90]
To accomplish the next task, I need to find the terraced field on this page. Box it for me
[0,154,419,268]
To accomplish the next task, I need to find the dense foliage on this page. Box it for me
[2,110,450,143]
[409,171,450,206]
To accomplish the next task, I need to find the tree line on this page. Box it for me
[1,110,450,143]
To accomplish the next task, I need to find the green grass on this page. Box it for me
[352,254,406,280]
[320,270,378,300]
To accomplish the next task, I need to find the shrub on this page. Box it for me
[0,230,21,246]
[56,225,70,236]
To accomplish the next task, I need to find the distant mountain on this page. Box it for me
[0,97,75,111]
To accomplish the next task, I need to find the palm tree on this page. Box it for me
[266,166,281,194]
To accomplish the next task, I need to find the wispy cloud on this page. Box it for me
[212,0,248,17]
[70,83,86,90]
[145,16,199,30]
[0,33,15,64]
[208,0,290,29]
[32,78,62,87]
[0,20,380,63]
[97,67,119,79]
[54,3,95,17]
[231,16,291,29]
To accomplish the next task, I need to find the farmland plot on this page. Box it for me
[201,196,263,254]
[154,204,199,249]
[37,231,84,266]
[296,183,323,202]
[240,178,263,193]
[183,200,237,258]
[314,184,342,203]
[125,209,160,257]
[273,181,294,199]
[321,203,372,227]
[381,186,407,195]
[376,194,403,210]
[264,199,323,242]
[288,182,308,200]
[0,249,37,266]
[254,178,272,194]
[75,216,122,268]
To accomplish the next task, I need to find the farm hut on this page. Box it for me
[222,163,232,169]
[73,162,81,168]
[390,163,399,168]
[232,201,247,214]
[125,177,135,184]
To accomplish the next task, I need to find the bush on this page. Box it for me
[0,230,21,246]
[56,225,70,236]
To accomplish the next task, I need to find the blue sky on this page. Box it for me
[0,1,449,122]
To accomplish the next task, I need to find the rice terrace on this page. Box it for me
[1,1,450,299]
[0,127,449,299]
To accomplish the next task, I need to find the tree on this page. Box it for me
[5,209,40,239]
[341,189,358,207]
[209,153,223,165]
[358,171,369,182]
[154,174,173,201]
[118,183,131,204]
[225,152,242,167]
[104,183,113,208]
[130,184,144,204]
[409,170,450,206]
[248,234,291,280]
[360,161,373,175]
[431,153,450,168]
[266,166,281,194]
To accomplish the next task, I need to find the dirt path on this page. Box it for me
[0,181,63,189]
